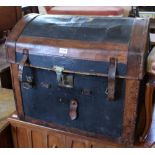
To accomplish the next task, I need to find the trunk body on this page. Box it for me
[6,14,150,146]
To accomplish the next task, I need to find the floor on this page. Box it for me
[0,40,15,119]
[0,88,15,122]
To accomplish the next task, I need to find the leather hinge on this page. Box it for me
[107,57,117,100]
[18,49,29,81]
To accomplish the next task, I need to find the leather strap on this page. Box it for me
[140,82,155,142]
[18,49,29,81]
[108,57,117,100]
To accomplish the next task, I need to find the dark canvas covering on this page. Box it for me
[22,15,134,43]
[21,66,125,138]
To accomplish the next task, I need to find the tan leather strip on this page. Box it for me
[14,63,141,80]
[10,64,24,119]
[6,13,40,63]
[18,35,128,50]
[121,19,149,145]
[16,36,128,64]
[122,79,140,145]
[127,18,149,79]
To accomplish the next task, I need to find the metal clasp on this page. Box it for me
[53,65,73,88]
[53,65,64,84]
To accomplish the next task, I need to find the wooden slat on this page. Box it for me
[8,116,155,147]
[16,127,29,148]
[11,126,18,147]
[16,36,128,64]
[31,130,44,148]
[48,132,65,148]
[27,129,32,147]
[42,132,48,148]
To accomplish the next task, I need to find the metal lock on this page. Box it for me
[53,66,73,88]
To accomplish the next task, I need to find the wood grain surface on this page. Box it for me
[8,114,155,148]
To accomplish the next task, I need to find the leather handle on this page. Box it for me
[140,83,155,142]
[69,99,78,120]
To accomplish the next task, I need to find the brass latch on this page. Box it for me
[53,66,73,88]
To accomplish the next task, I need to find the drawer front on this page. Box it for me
[21,66,125,139]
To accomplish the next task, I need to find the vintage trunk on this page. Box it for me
[6,14,151,146]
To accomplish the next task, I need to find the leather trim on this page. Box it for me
[6,13,40,63]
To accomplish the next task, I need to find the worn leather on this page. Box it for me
[16,53,127,77]
[18,49,29,82]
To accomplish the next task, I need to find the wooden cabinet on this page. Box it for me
[48,131,66,148]
[0,116,153,148]
[8,117,123,148]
